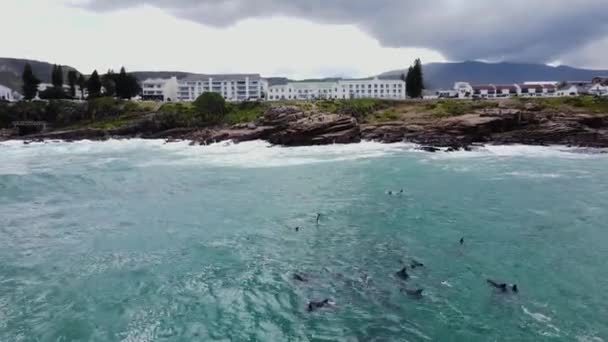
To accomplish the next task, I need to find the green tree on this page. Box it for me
[77,74,87,99]
[87,70,102,98]
[101,69,116,97]
[193,92,227,123]
[116,67,141,99]
[22,63,41,100]
[405,58,425,98]
[52,65,64,88]
[67,70,78,97]
[116,67,127,98]
[405,66,415,98]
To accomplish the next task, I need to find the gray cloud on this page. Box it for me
[79,0,608,66]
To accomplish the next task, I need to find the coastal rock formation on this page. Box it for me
[6,102,608,149]
[184,105,361,146]
[184,125,280,145]
[362,110,608,148]
[0,128,16,141]
[265,112,360,146]
[27,128,108,141]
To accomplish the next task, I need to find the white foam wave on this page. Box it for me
[503,171,563,179]
[428,144,608,160]
[522,305,552,323]
[142,139,416,168]
[577,334,605,342]
[2,139,608,174]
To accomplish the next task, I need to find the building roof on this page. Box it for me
[493,84,518,90]
[472,84,496,91]
[565,81,592,85]
[592,76,608,85]
[181,74,262,82]
[523,81,559,86]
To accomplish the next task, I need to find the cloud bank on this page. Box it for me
[77,0,608,66]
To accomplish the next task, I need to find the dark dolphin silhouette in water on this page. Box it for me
[293,273,307,282]
[316,213,321,225]
[396,267,410,280]
[512,284,519,293]
[460,237,464,245]
[295,226,300,232]
[410,259,424,269]
[307,299,334,312]
[487,279,508,292]
[402,288,424,298]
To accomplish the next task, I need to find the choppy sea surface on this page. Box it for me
[1,139,608,341]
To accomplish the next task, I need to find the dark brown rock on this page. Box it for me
[28,128,108,141]
[267,113,360,146]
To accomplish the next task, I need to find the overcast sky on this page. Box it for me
[2,0,608,79]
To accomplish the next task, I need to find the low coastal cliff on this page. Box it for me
[3,98,608,149]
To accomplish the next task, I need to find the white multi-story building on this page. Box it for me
[141,74,268,102]
[177,74,267,102]
[268,81,339,101]
[267,77,406,101]
[0,84,14,101]
[141,77,178,102]
[340,78,406,100]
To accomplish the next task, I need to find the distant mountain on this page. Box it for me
[0,57,81,92]
[380,61,608,90]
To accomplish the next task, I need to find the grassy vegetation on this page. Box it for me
[88,115,142,129]
[514,96,608,113]
[5,96,608,134]
[364,108,401,123]
[425,100,499,117]
[224,102,268,124]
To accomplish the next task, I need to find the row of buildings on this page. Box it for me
[0,83,89,102]
[141,74,406,102]
[4,74,608,104]
[435,77,608,99]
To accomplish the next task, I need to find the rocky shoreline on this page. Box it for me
[3,104,608,150]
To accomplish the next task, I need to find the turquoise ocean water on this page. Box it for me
[1,140,607,341]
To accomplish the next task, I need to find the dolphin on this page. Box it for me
[487,279,508,292]
[396,267,410,280]
[307,299,335,312]
[402,288,424,298]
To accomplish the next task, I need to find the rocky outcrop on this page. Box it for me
[27,128,108,141]
[362,111,608,148]
[184,125,280,145]
[9,103,608,149]
[491,113,608,147]
[184,105,361,146]
[265,112,360,146]
[0,128,17,141]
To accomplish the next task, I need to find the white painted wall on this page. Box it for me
[0,84,14,101]
[267,77,406,101]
